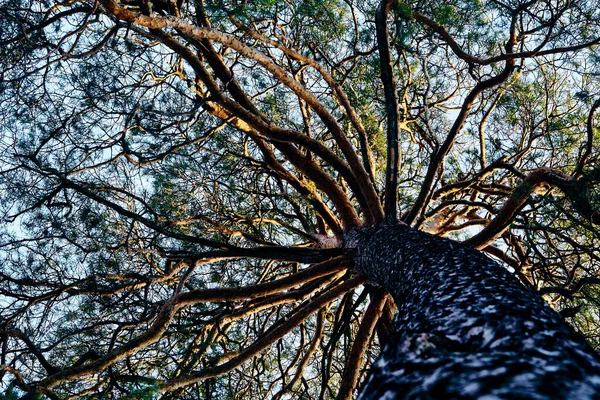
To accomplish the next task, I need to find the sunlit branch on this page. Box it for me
[228,17,382,220]
[157,275,364,392]
[0,366,58,399]
[24,161,347,262]
[252,138,343,234]
[151,30,363,227]
[173,273,344,379]
[335,291,386,400]
[464,168,572,249]
[38,294,179,389]
[99,0,379,224]
[176,258,349,306]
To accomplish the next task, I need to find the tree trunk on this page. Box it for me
[345,224,600,399]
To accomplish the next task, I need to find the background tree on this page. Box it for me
[1,0,600,398]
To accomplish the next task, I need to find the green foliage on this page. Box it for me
[121,382,159,400]
[433,4,457,25]
[395,3,413,19]
[2,0,600,397]
[0,386,20,400]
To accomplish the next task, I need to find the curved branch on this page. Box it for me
[397,2,598,66]
[272,309,327,400]
[30,261,349,392]
[99,0,380,224]
[432,159,524,201]
[3,329,58,374]
[335,290,386,400]
[404,56,516,225]
[157,275,365,392]
[252,138,343,234]
[26,161,347,263]
[175,258,349,306]
[228,18,381,204]
[404,7,519,225]
[38,295,179,390]
[151,29,363,227]
[538,277,600,297]
[463,167,572,249]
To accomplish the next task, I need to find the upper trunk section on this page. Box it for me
[345,225,600,399]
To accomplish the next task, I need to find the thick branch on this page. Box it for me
[175,258,349,306]
[335,291,386,400]
[463,167,600,249]
[376,0,401,224]
[100,0,379,225]
[157,275,365,392]
[151,30,362,228]
[229,18,381,212]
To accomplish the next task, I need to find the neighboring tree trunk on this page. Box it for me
[345,225,600,399]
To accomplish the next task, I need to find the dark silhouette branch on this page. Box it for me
[376,0,401,224]
[404,46,516,225]
[574,97,600,178]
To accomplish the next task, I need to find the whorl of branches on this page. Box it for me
[1,0,600,397]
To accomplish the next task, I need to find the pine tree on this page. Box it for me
[1,0,600,398]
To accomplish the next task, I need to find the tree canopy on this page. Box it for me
[1,0,600,398]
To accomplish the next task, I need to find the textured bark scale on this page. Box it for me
[345,225,600,399]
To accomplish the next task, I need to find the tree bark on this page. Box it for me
[345,225,600,399]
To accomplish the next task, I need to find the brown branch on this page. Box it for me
[0,366,59,399]
[174,274,342,377]
[375,296,396,348]
[24,160,350,263]
[403,51,516,225]
[482,244,521,272]
[376,0,401,224]
[252,139,343,234]
[432,159,524,201]
[33,260,348,391]
[216,273,343,328]
[150,29,362,228]
[335,291,387,400]
[176,10,346,232]
[39,296,179,389]
[228,17,381,213]
[463,167,572,249]
[175,258,349,306]
[99,0,378,225]
[157,275,365,392]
